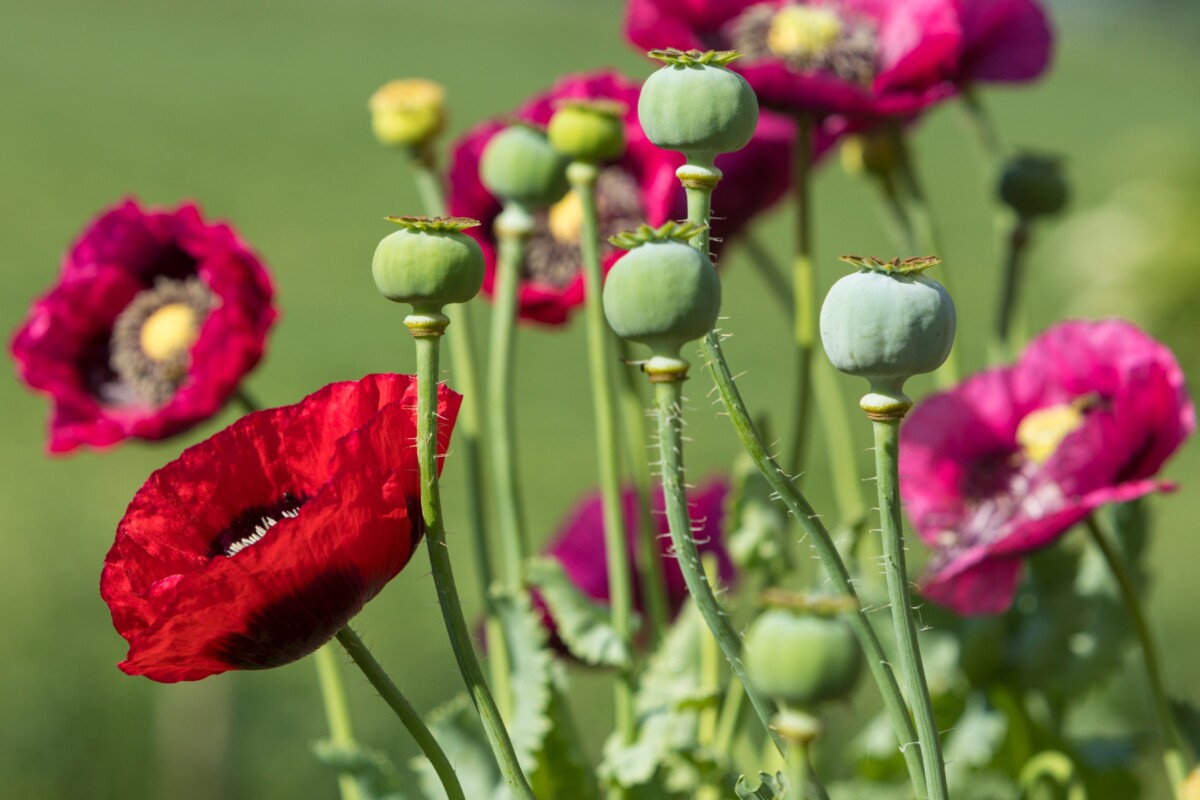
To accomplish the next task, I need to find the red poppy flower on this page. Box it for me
[538,478,734,644]
[447,71,800,326]
[11,199,275,453]
[900,321,1193,615]
[101,373,461,682]
[624,0,963,120]
[952,0,1053,85]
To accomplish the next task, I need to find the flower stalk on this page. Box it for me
[994,218,1031,362]
[334,627,465,800]
[313,644,366,800]
[789,113,816,473]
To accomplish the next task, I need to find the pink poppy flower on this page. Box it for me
[953,0,1053,84]
[540,478,734,645]
[11,199,275,453]
[901,320,1194,615]
[447,70,798,326]
[624,0,963,120]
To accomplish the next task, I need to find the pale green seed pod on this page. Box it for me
[547,99,627,164]
[372,217,484,314]
[820,256,955,404]
[603,222,721,360]
[638,49,758,166]
[479,124,569,210]
[744,609,863,709]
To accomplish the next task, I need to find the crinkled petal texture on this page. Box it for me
[625,0,963,119]
[447,70,799,326]
[10,199,275,453]
[901,321,1193,615]
[101,374,461,682]
[954,0,1052,83]
[540,478,733,647]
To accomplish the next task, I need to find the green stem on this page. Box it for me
[685,184,714,255]
[406,153,511,718]
[787,739,810,800]
[960,88,1006,162]
[233,387,261,414]
[1084,516,1190,797]
[313,644,365,800]
[700,332,927,796]
[993,218,1031,364]
[616,337,670,644]
[789,115,816,474]
[334,627,465,800]
[412,330,536,799]
[871,418,948,800]
[570,162,637,749]
[489,207,533,590]
[740,235,794,318]
[654,377,785,756]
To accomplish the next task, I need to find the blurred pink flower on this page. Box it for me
[11,199,275,453]
[901,320,1193,615]
[447,70,799,326]
[953,0,1053,84]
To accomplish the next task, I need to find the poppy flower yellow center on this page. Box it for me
[1016,404,1086,465]
[140,303,200,362]
[547,191,584,244]
[767,6,843,61]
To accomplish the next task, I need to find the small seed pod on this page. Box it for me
[368,79,446,150]
[603,222,721,362]
[744,608,863,709]
[372,216,484,314]
[638,49,759,166]
[998,153,1068,220]
[547,99,627,164]
[480,124,569,210]
[820,256,955,412]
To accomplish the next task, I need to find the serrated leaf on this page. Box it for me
[311,740,407,800]
[525,558,631,669]
[735,771,788,799]
[412,694,501,800]
[528,686,600,800]
[492,588,555,779]
[943,694,1008,789]
[828,780,914,800]
[726,449,791,576]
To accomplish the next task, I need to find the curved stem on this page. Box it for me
[233,388,261,414]
[335,627,465,800]
[413,332,535,799]
[313,644,366,800]
[788,115,816,474]
[871,418,948,800]
[571,163,637,749]
[700,332,927,796]
[993,218,1031,364]
[488,211,531,590]
[654,378,785,756]
[1085,516,1190,797]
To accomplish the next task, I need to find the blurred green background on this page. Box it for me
[2,0,1199,797]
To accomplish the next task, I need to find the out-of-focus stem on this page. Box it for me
[788,115,816,473]
[993,218,1031,363]
[314,644,366,800]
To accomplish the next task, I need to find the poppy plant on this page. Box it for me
[952,0,1053,85]
[900,321,1193,615]
[447,70,798,326]
[11,199,275,453]
[101,373,461,682]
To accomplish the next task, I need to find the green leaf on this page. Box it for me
[726,449,791,577]
[528,684,601,800]
[311,740,407,800]
[525,558,632,669]
[943,694,1008,789]
[828,780,914,800]
[1171,696,1200,759]
[411,694,502,800]
[492,588,555,778]
[734,771,788,799]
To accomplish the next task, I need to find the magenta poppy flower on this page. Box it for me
[11,199,275,453]
[901,321,1194,615]
[624,0,963,120]
[540,478,733,640]
[447,71,798,326]
[101,373,460,683]
[952,0,1052,84]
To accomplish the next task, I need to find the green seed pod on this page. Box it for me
[372,216,485,314]
[820,256,955,408]
[368,79,446,150]
[998,153,1068,220]
[744,609,863,709]
[480,124,569,210]
[638,49,759,166]
[547,99,627,164]
[603,222,721,361]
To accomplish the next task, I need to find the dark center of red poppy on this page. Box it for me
[210,492,308,558]
[522,166,644,288]
[109,276,216,406]
[729,2,878,86]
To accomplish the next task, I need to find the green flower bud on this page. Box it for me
[638,49,759,167]
[480,124,569,210]
[839,131,900,178]
[998,153,1068,220]
[744,609,863,709]
[547,99,627,164]
[603,222,721,362]
[372,216,484,315]
[820,256,955,413]
[368,79,446,150]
